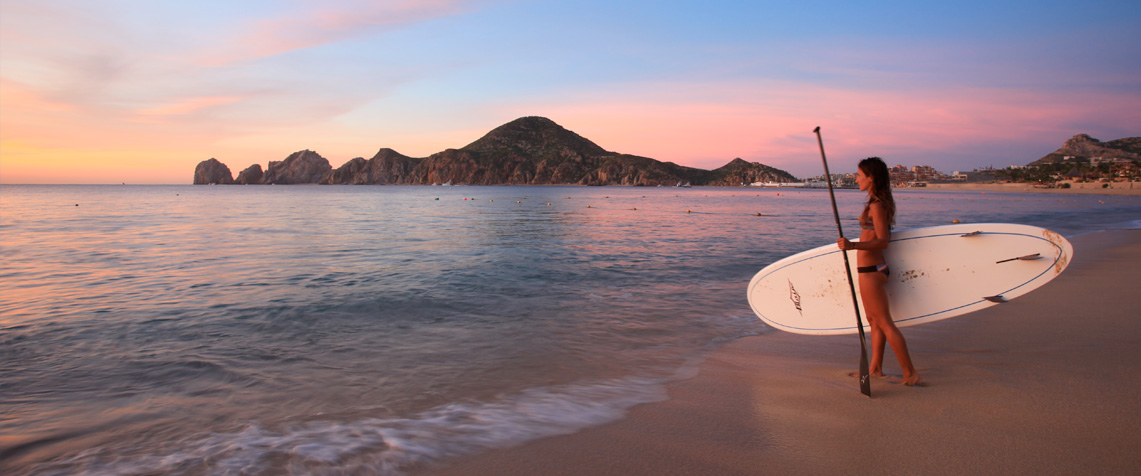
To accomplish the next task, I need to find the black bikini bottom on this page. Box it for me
[857,264,890,277]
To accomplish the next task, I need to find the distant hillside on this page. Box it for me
[1030,134,1141,165]
[1105,137,1141,155]
[194,116,799,186]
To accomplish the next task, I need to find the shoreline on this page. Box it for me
[902,181,1141,196]
[421,228,1141,476]
[6,182,1141,197]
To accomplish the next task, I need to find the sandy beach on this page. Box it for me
[422,229,1141,476]
[913,181,1141,196]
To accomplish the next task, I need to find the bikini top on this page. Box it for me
[859,200,879,230]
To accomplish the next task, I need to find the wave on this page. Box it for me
[31,370,697,476]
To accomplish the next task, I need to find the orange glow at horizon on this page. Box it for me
[3,76,1138,184]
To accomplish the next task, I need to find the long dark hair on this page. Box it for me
[859,157,895,225]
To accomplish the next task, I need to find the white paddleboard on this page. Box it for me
[747,223,1074,335]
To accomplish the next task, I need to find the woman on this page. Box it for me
[837,157,920,386]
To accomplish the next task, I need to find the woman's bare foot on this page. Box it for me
[849,371,924,386]
[848,371,893,380]
[903,372,921,386]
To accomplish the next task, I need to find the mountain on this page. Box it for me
[1030,134,1141,165]
[700,158,800,186]
[194,116,800,186]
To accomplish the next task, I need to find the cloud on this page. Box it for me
[133,96,243,120]
[0,78,76,114]
[3,0,1136,183]
[192,0,479,67]
[2,0,483,119]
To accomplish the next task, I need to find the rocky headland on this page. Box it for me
[1030,134,1141,165]
[193,117,799,186]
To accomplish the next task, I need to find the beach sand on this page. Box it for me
[421,229,1141,476]
[916,181,1141,196]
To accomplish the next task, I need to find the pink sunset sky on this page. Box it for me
[1,0,1138,184]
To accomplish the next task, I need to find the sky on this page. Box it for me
[1,0,1139,184]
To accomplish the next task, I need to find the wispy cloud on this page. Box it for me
[192,0,479,67]
[133,96,244,119]
[1,0,484,118]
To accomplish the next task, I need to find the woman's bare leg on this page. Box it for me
[860,272,920,385]
[869,322,886,377]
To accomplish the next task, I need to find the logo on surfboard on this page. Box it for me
[788,279,802,315]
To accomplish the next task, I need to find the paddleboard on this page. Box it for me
[747,223,1073,335]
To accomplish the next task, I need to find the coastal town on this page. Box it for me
[772,134,1141,190]
[782,157,1141,190]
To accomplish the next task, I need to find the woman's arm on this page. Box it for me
[837,202,891,251]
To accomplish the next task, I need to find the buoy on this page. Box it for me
[686,210,691,213]
[75,204,79,206]
[547,203,551,206]
[756,212,762,216]
[633,207,637,211]
[587,205,592,208]
[435,198,439,200]
[953,219,960,223]
[490,199,493,202]
[517,201,521,204]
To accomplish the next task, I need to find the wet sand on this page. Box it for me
[421,229,1141,476]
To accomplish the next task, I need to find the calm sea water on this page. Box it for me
[2,184,1138,475]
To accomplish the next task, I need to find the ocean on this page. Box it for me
[2,184,1138,475]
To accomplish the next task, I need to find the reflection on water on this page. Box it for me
[2,185,1138,475]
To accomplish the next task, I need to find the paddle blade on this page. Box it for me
[859,343,871,397]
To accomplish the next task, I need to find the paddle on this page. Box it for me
[813,127,872,397]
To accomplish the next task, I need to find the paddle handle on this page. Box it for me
[814,127,872,397]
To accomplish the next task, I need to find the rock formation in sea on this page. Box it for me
[321,149,420,185]
[235,164,264,184]
[193,158,234,184]
[194,116,800,185]
[260,150,333,184]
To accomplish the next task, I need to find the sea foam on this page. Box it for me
[38,373,692,476]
